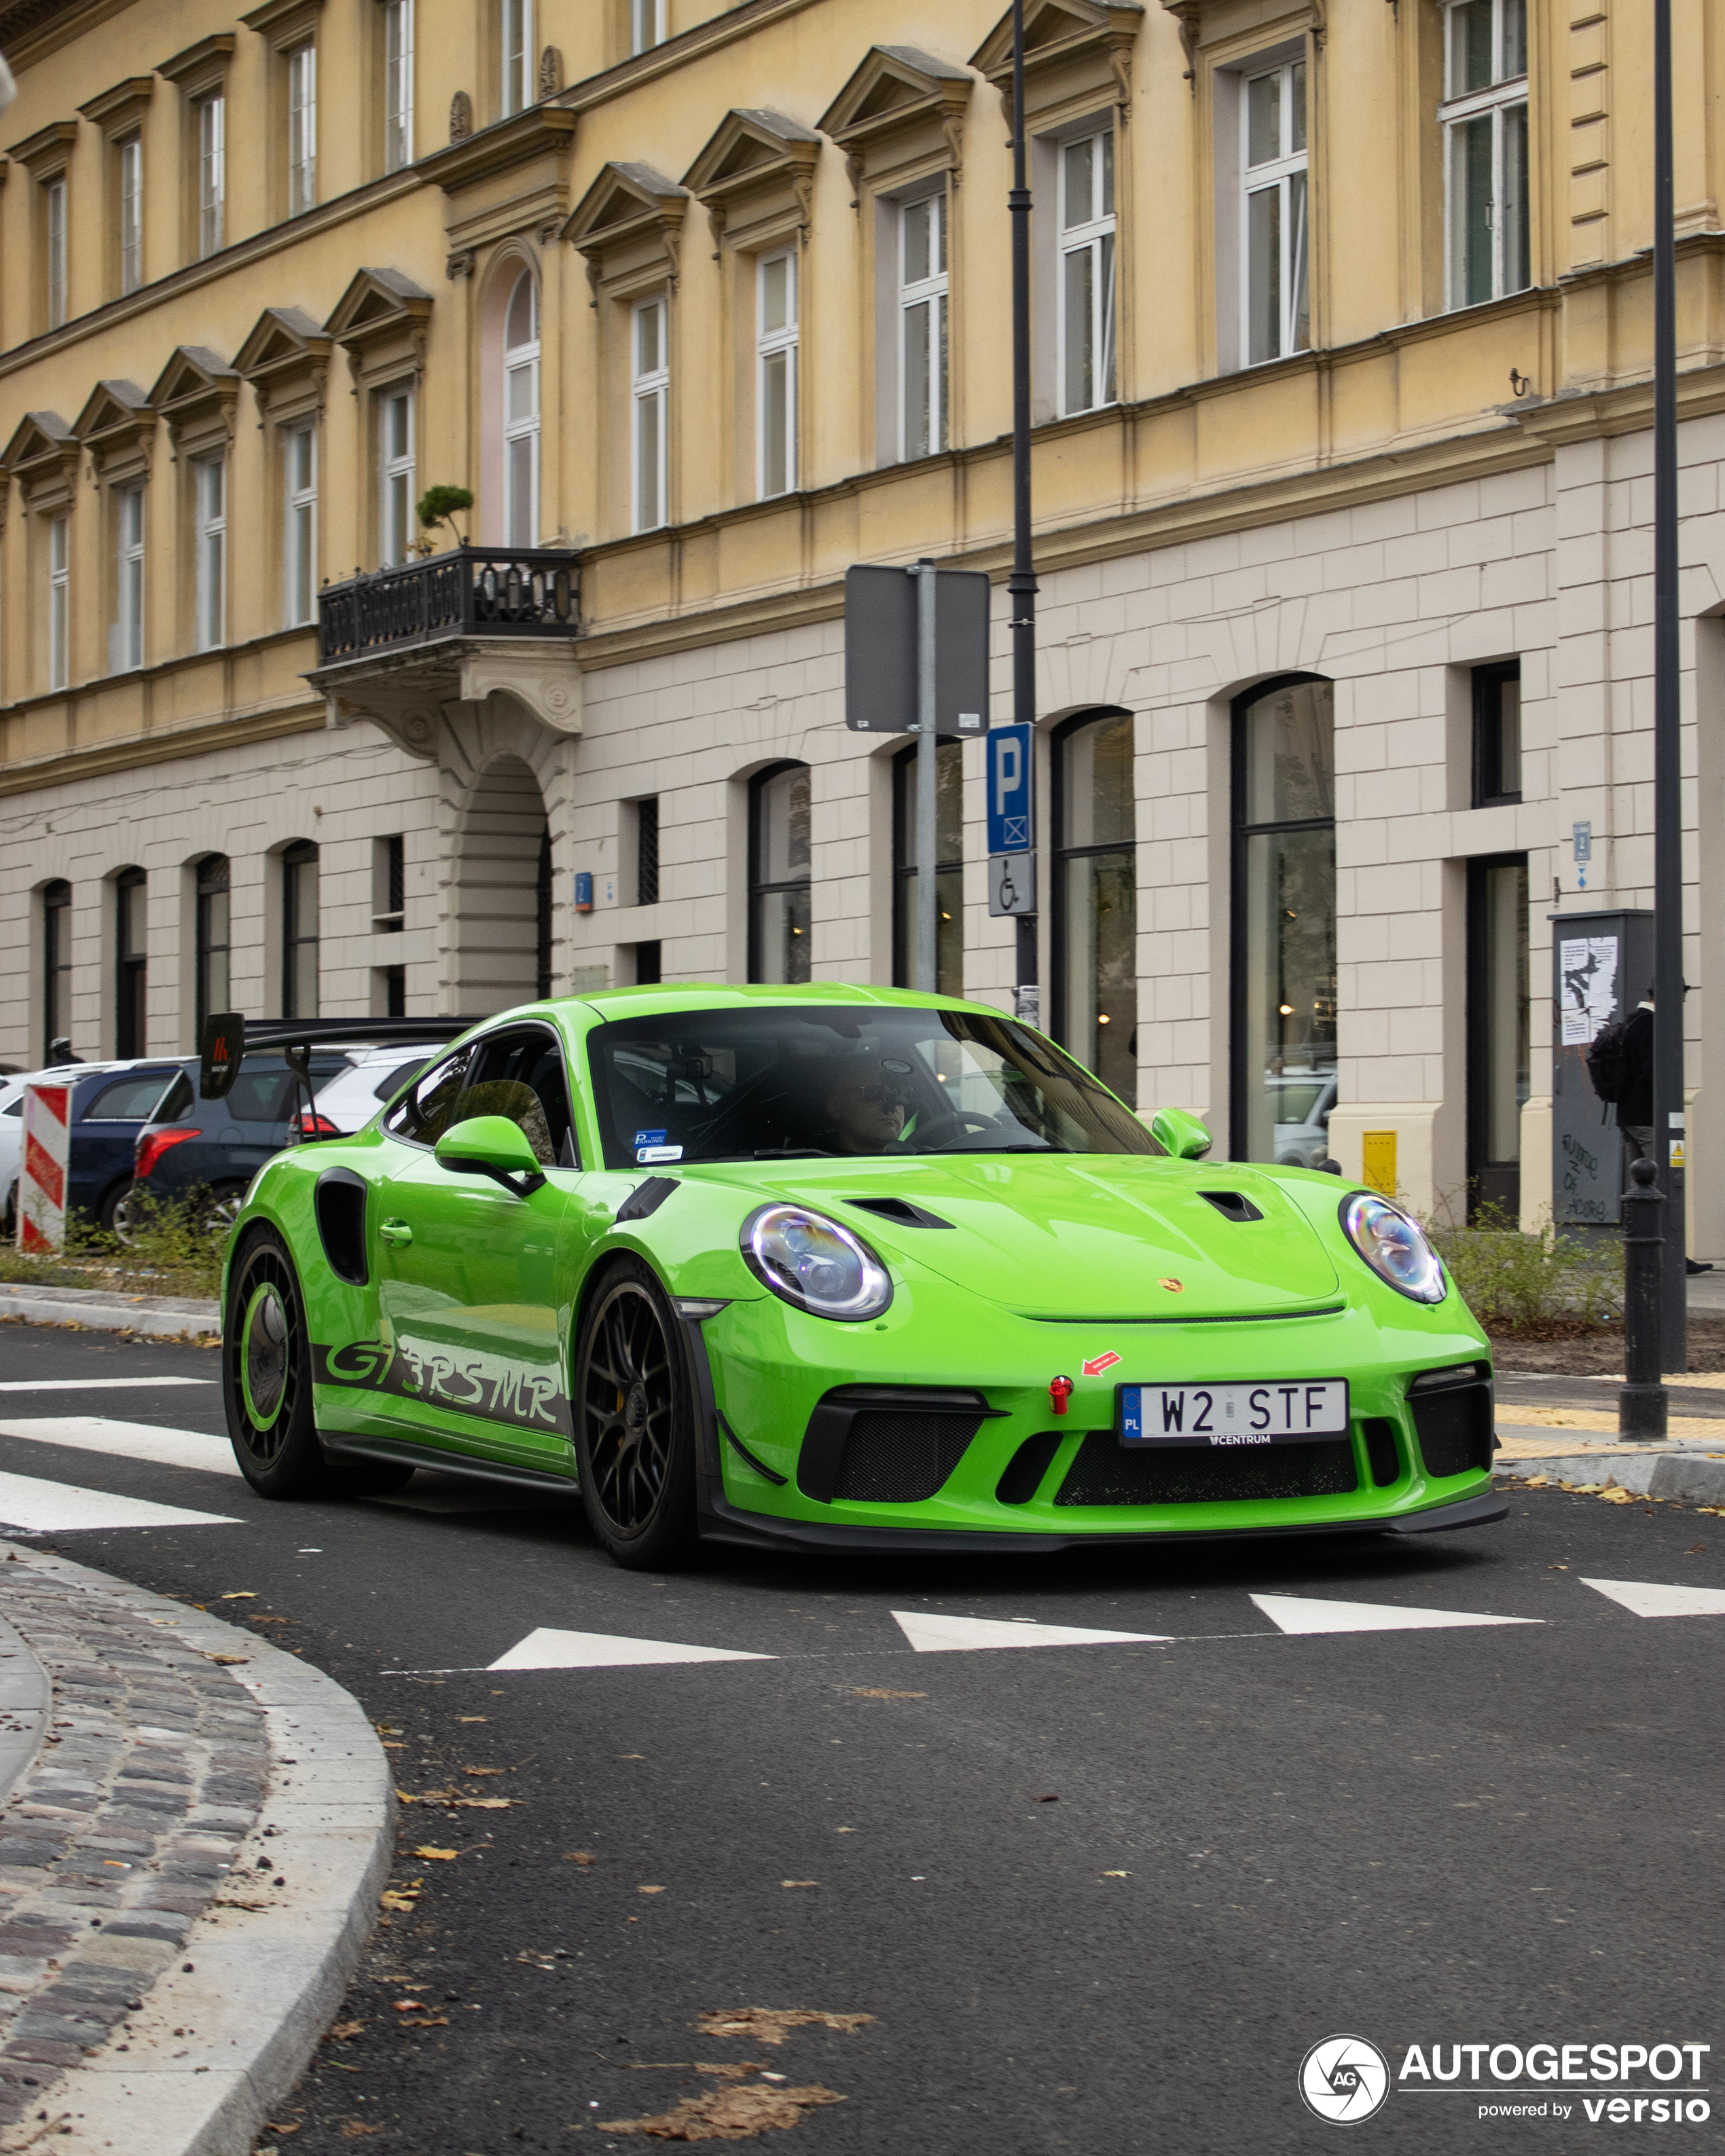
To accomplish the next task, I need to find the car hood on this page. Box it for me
[733,1154,1342,1319]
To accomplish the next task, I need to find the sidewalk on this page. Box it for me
[0,1545,391,2156]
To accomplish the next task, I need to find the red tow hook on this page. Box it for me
[1049,1374,1074,1418]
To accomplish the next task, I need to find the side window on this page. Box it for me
[81,1073,175,1122]
[452,1029,576,1167]
[384,1048,471,1144]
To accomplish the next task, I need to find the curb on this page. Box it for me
[0,1285,220,1340]
[1498,1450,1725,1503]
[0,1612,48,1811]
[0,1543,392,2156]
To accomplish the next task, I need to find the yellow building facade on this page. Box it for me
[3,0,1725,1243]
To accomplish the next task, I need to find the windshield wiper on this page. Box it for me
[752,1147,836,1159]
[920,1142,1061,1155]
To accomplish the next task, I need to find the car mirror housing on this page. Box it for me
[1148,1108,1213,1161]
[433,1114,545,1196]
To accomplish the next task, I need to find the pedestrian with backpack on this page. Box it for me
[1587,984,1712,1273]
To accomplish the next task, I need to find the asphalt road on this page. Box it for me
[0,1319,1721,2155]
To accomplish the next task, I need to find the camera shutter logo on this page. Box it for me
[1300,2036,1391,2123]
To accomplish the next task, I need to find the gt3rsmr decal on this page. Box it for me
[313,1339,571,1438]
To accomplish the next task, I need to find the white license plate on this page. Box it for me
[1117,1380,1349,1447]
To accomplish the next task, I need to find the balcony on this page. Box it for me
[308,547,582,754]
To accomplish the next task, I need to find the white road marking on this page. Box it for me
[486,1627,775,1672]
[0,1419,242,1478]
[891,1611,1171,1654]
[1250,1592,1541,1636]
[0,1469,237,1531]
[1580,1577,1725,1618]
[0,1378,214,1392]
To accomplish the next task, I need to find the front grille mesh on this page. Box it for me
[1055,1433,1359,1507]
[833,1411,983,1503]
[1411,1386,1492,1478]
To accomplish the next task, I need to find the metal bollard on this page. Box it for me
[1619,1155,1668,1441]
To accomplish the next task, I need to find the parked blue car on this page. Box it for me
[58,1062,184,1232]
[130,1052,350,1236]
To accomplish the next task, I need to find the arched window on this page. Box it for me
[41,880,72,1063]
[892,737,962,994]
[504,271,540,548]
[748,763,811,983]
[282,842,319,1019]
[1231,675,1336,1165]
[115,868,147,1057]
[195,855,231,1036]
[1053,711,1137,1104]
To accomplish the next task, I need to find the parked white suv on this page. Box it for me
[308,1044,444,1135]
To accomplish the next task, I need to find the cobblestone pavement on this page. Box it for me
[0,1556,269,2139]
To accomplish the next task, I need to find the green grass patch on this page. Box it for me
[1,1193,226,1303]
[1430,1203,1623,1337]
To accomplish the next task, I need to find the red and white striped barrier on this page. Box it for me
[18,1082,71,1253]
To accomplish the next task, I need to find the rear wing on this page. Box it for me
[198,1013,485,1106]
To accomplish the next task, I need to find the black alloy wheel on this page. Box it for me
[224,1226,412,1498]
[574,1258,698,1568]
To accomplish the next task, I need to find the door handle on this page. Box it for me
[378,1218,414,1246]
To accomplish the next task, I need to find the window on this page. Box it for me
[47,514,70,691]
[194,855,230,1035]
[287,43,316,216]
[1472,659,1523,805]
[45,178,67,329]
[378,964,406,1017]
[757,251,797,498]
[113,485,145,673]
[630,0,666,53]
[1467,853,1529,1220]
[1059,130,1115,416]
[635,797,660,907]
[893,739,964,995]
[197,94,225,257]
[379,388,415,565]
[374,833,405,930]
[899,193,948,461]
[1054,713,1136,1104]
[115,868,147,1058]
[504,272,540,547]
[1242,60,1309,365]
[748,763,811,983]
[501,0,532,117]
[384,0,414,172]
[282,841,319,1019]
[193,455,225,652]
[632,297,668,532]
[633,940,661,985]
[1232,676,1336,1165]
[283,424,316,627]
[42,881,72,1062]
[1443,0,1529,306]
[117,136,143,295]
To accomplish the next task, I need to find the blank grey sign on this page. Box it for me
[844,563,991,733]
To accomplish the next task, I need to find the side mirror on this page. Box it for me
[433,1114,545,1196]
[1149,1108,1214,1162]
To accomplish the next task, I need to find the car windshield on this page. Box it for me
[1271,1082,1330,1124]
[587,1005,1159,1170]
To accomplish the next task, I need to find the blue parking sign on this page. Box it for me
[986,723,1033,855]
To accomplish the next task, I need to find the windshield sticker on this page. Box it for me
[636,1144,684,1164]
[634,1128,668,1146]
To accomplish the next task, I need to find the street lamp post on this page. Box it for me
[1008,0,1040,1023]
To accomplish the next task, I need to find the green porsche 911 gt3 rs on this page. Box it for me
[220,985,1504,1568]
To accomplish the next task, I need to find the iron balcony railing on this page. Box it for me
[317,546,579,665]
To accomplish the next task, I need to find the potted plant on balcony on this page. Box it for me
[415,484,474,557]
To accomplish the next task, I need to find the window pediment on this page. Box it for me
[235,306,332,424]
[158,31,236,94]
[241,0,323,53]
[819,46,975,174]
[6,120,77,177]
[77,77,153,137]
[325,266,433,388]
[420,106,577,198]
[1,409,77,505]
[970,0,1144,123]
[563,162,689,290]
[147,346,240,455]
[73,380,154,477]
[682,109,822,241]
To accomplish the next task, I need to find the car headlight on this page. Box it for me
[1340,1192,1447,1304]
[740,1203,893,1322]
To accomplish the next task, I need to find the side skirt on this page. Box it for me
[321,1433,579,1495]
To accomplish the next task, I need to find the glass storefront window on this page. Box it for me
[893,737,963,995]
[749,763,811,983]
[1055,711,1137,1106]
[1233,678,1337,1164]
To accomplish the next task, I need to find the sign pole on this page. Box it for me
[1652,0,1686,1371]
[915,558,939,993]
[1008,0,1039,1024]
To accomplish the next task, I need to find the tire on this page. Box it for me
[573,1257,700,1570]
[98,1177,135,1237]
[199,1182,249,1242]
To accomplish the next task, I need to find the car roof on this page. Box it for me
[481,984,1004,1029]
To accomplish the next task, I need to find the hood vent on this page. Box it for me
[1198,1190,1264,1224]
[843,1196,956,1230]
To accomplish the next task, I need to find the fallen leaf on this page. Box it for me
[393,2000,427,2013]
[264,2127,302,2138]
[780,1881,818,1890]
[1688,1544,1707,1554]
[458,1716,488,1723]
[567,1852,598,1867]
[463,1766,506,1776]
[639,1884,666,1895]
[378,1891,417,1912]
[219,1591,257,1600]
[1102,1871,1129,1878]
[850,1689,925,1700]
[456,1797,511,1810]
[382,1742,405,1751]
[208,1653,251,1666]
[413,1847,460,1861]
[1036,1795,1059,1803]
[400,2015,449,2029]
[834,1829,856,1835]
[597,2083,846,2140]
[329,2022,364,2041]
[339,2125,380,2142]
[395,1791,419,1805]
[695,2010,875,2048]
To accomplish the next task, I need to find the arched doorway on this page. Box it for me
[451,754,551,1013]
